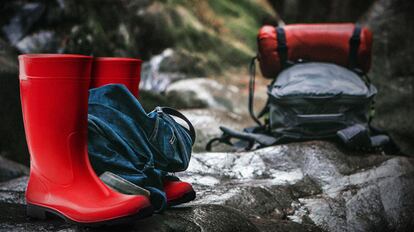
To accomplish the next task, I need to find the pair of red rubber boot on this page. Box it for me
[19,54,194,225]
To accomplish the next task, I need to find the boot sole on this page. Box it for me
[27,203,153,227]
[167,190,196,207]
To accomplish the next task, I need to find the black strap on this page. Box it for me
[248,27,287,126]
[206,126,278,152]
[349,25,361,70]
[206,121,401,154]
[206,135,244,152]
[248,56,263,126]
[276,27,288,69]
[159,107,196,145]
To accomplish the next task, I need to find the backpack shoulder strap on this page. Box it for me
[249,26,288,126]
[248,56,272,126]
[248,56,263,126]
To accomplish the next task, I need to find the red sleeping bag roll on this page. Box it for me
[257,23,373,78]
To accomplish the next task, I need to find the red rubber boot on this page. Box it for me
[19,54,153,225]
[90,57,196,206]
[163,177,196,207]
[90,57,142,97]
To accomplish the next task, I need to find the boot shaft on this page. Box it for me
[90,57,142,97]
[19,54,93,184]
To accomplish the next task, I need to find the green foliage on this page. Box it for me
[156,0,274,74]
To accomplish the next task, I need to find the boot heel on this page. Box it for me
[27,204,47,220]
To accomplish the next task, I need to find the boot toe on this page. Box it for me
[86,194,152,223]
[164,181,194,201]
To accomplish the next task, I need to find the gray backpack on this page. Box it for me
[207,62,399,154]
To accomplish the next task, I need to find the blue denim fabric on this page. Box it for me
[87,84,193,212]
[147,107,193,172]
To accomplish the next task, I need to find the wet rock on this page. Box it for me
[2,2,45,45]
[251,217,322,232]
[140,49,189,93]
[1,141,413,231]
[151,205,260,232]
[15,30,60,53]
[0,176,27,204]
[0,189,259,232]
[158,49,206,76]
[0,156,28,183]
[165,79,241,112]
[0,166,259,231]
[176,141,414,231]
[140,49,207,93]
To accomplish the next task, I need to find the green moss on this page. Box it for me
[155,0,274,75]
[207,0,272,48]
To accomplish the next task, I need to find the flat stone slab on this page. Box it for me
[0,156,28,183]
[1,141,413,231]
[0,203,261,232]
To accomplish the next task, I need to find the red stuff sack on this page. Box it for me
[257,23,373,78]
